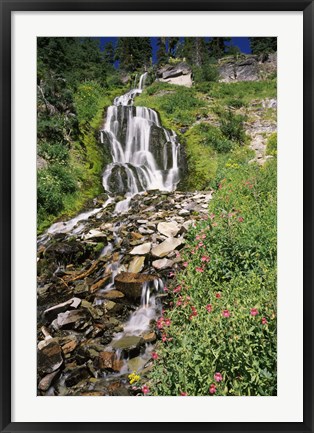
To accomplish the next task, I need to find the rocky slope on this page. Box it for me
[37,189,212,396]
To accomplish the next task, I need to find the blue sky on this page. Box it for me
[99,37,251,63]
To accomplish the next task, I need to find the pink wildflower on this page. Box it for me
[201,256,210,262]
[209,384,217,394]
[238,217,244,223]
[222,309,230,318]
[250,308,259,316]
[196,267,204,273]
[261,317,268,325]
[198,242,204,248]
[162,334,167,342]
[183,261,189,267]
[151,352,158,360]
[214,372,223,382]
[173,285,182,293]
[180,392,188,396]
[142,385,150,395]
[215,293,221,299]
[206,304,212,313]
[164,318,171,326]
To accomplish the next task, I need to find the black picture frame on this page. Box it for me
[1,1,313,432]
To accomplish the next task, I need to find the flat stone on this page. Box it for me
[111,336,144,352]
[128,256,145,273]
[61,339,78,355]
[54,309,87,329]
[43,297,81,322]
[84,229,106,241]
[152,258,174,270]
[142,331,157,343]
[151,237,183,258]
[178,209,190,216]
[157,221,180,238]
[99,351,124,372]
[114,272,157,299]
[137,219,148,224]
[130,242,151,255]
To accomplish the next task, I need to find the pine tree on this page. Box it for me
[208,37,231,59]
[157,37,168,66]
[168,37,180,57]
[249,37,277,55]
[103,41,115,65]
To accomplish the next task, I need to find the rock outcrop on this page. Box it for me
[157,62,193,87]
[219,53,277,82]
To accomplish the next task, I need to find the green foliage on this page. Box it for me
[249,37,277,55]
[191,123,234,154]
[217,109,247,145]
[192,62,219,85]
[38,141,69,163]
[266,133,277,156]
[183,125,218,190]
[115,37,152,71]
[135,82,204,127]
[209,80,277,105]
[73,81,103,123]
[148,158,277,396]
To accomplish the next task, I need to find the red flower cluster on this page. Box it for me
[189,306,198,320]
[206,304,212,313]
[157,316,171,329]
[222,309,230,318]
[209,384,217,394]
[250,308,259,316]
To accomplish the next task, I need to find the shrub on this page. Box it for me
[38,141,69,162]
[219,109,247,145]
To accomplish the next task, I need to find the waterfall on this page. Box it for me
[101,73,181,210]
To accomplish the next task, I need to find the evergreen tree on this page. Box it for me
[157,37,168,66]
[115,37,152,71]
[208,37,231,59]
[249,37,277,55]
[168,37,180,57]
[182,37,208,66]
[103,41,115,65]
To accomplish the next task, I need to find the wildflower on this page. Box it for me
[142,385,150,395]
[176,299,182,306]
[261,317,268,325]
[168,272,175,277]
[163,286,168,292]
[180,391,188,396]
[196,267,204,273]
[173,285,182,293]
[201,256,210,262]
[206,304,212,313]
[209,213,215,220]
[222,309,230,318]
[196,235,201,240]
[250,308,259,316]
[198,242,204,248]
[209,384,217,394]
[151,351,158,360]
[157,318,164,329]
[215,293,221,299]
[183,261,189,267]
[238,217,244,223]
[164,318,171,326]
[128,372,140,384]
[162,334,167,342]
[214,372,223,382]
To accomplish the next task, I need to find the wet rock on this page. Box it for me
[38,341,63,374]
[83,229,106,241]
[137,219,148,224]
[43,297,81,322]
[127,356,147,372]
[151,238,183,258]
[98,351,124,372]
[64,365,90,387]
[44,239,87,265]
[114,272,157,299]
[130,242,151,255]
[157,221,180,238]
[38,370,60,391]
[89,275,111,293]
[142,331,157,343]
[152,258,174,270]
[111,335,144,357]
[128,256,145,273]
[74,282,89,296]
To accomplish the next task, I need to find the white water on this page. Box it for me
[101,72,181,213]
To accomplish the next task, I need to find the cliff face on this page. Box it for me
[218,53,277,82]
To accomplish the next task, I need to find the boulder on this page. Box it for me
[151,238,183,258]
[130,242,151,255]
[157,221,180,238]
[98,351,124,372]
[157,63,193,87]
[38,370,60,391]
[114,272,157,299]
[111,336,144,357]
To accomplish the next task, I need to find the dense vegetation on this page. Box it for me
[37,37,277,396]
[37,37,125,232]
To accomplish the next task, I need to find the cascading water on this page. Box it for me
[101,72,181,213]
